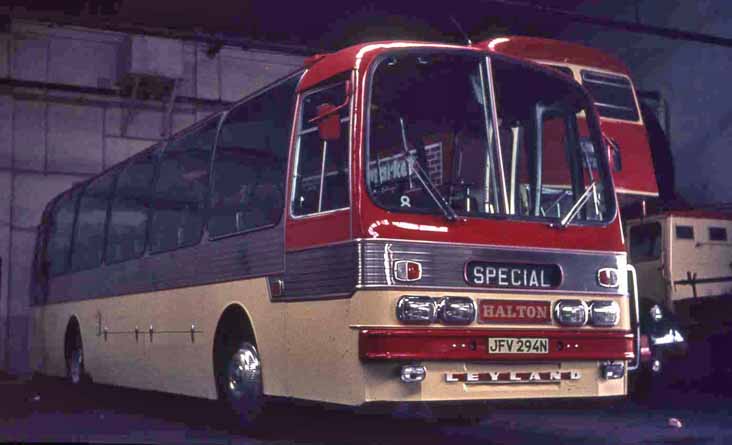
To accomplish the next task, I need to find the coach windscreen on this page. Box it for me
[366,50,616,226]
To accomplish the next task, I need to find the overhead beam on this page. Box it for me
[483,0,732,48]
[0,9,323,55]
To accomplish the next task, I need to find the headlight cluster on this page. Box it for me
[396,296,620,327]
[396,296,475,325]
[554,299,620,327]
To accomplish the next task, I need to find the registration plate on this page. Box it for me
[487,337,549,354]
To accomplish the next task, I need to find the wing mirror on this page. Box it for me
[313,103,342,141]
[308,80,352,141]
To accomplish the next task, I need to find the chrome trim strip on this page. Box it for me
[384,243,394,286]
[594,101,636,111]
[282,238,626,300]
[626,264,641,371]
[357,241,364,287]
[360,239,626,295]
[485,55,510,212]
[353,284,622,297]
[288,206,350,221]
[285,236,355,253]
[353,237,626,256]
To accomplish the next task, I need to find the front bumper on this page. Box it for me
[358,328,632,402]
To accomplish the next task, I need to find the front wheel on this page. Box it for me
[69,349,84,385]
[223,342,268,428]
[66,332,89,386]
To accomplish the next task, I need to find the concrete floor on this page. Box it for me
[1,372,730,445]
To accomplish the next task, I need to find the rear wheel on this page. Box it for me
[222,341,267,428]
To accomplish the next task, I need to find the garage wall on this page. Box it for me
[0,19,304,374]
[559,0,732,206]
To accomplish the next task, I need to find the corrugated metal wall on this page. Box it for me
[0,19,304,374]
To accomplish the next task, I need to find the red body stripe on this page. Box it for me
[359,328,634,361]
[288,42,625,253]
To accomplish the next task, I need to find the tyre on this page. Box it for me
[66,329,88,386]
[221,341,268,429]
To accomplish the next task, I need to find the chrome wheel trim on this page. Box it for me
[69,349,83,384]
[226,343,262,404]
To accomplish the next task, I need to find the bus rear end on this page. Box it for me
[338,45,637,403]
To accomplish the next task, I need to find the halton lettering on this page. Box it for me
[482,304,548,320]
[478,300,552,323]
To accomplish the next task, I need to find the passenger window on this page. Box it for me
[548,65,574,79]
[675,225,694,240]
[106,146,160,263]
[208,75,298,238]
[580,70,639,122]
[46,188,82,276]
[709,227,727,242]
[292,81,349,216]
[149,118,217,253]
[629,222,662,262]
[71,170,117,271]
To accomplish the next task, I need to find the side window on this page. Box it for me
[46,188,81,276]
[675,225,694,240]
[629,222,662,262]
[208,75,298,238]
[106,147,159,264]
[149,118,217,253]
[548,64,574,79]
[292,81,350,216]
[71,170,117,271]
[709,227,727,242]
[580,70,639,122]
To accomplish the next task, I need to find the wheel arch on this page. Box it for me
[212,303,258,398]
[63,314,83,362]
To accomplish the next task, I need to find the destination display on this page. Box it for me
[465,261,562,289]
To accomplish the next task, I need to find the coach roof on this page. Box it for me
[476,36,631,76]
[296,40,476,92]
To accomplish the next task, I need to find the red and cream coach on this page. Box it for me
[30,38,639,427]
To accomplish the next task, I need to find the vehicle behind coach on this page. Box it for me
[483,36,660,207]
[29,40,638,425]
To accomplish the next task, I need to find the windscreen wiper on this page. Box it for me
[540,190,571,217]
[399,118,458,222]
[551,181,597,229]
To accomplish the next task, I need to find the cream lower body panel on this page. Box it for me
[30,285,628,406]
[281,289,629,405]
[30,277,287,401]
